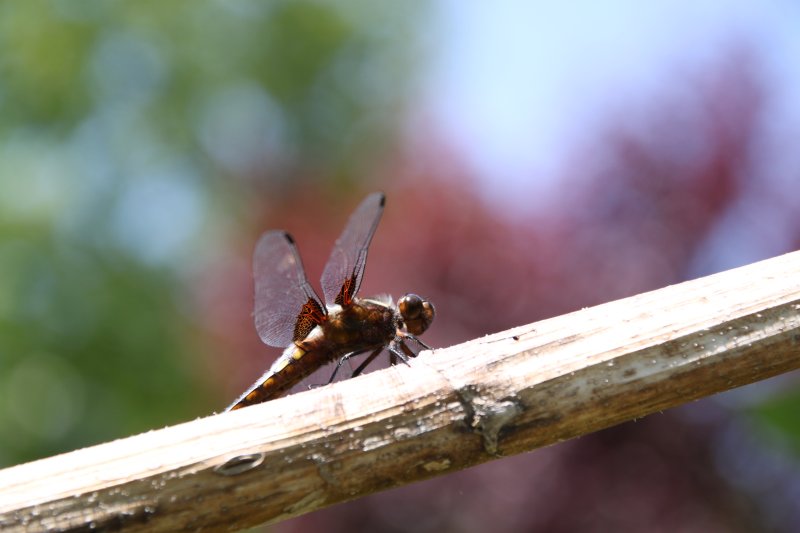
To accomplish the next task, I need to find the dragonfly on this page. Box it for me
[226,192,435,410]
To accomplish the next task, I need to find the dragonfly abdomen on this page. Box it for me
[226,342,338,410]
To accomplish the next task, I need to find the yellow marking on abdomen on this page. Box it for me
[291,346,306,361]
[272,358,289,373]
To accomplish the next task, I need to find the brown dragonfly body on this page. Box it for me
[227,193,434,411]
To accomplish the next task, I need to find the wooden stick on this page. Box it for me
[2,251,800,532]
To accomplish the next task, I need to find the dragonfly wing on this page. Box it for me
[320,192,385,306]
[253,231,325,347]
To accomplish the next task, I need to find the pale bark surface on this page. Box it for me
[1,251,799,532]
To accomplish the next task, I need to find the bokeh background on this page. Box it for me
[2,1,800,531]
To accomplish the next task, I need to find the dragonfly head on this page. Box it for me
[397,293,435,336]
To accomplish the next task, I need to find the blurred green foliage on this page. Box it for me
[0,222,202,465]
[0,0,422,466]
[751,389,800,455]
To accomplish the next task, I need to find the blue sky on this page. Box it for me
[427,1,800,208]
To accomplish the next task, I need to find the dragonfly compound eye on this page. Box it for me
[399,293,435,336]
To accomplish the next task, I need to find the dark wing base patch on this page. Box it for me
[294,297,326,342]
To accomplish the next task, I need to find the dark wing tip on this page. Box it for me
[282,231,295,245]
[377,192,386,207]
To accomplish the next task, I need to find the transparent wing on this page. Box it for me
[320,192,385,306]
[253,231,325,347]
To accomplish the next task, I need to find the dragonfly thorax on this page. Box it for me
[320,297,398,349]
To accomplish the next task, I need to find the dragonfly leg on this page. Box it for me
[388,344,411,365]
[401,334,431,350]
[326,348,372,384]
[350,347,384,378]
